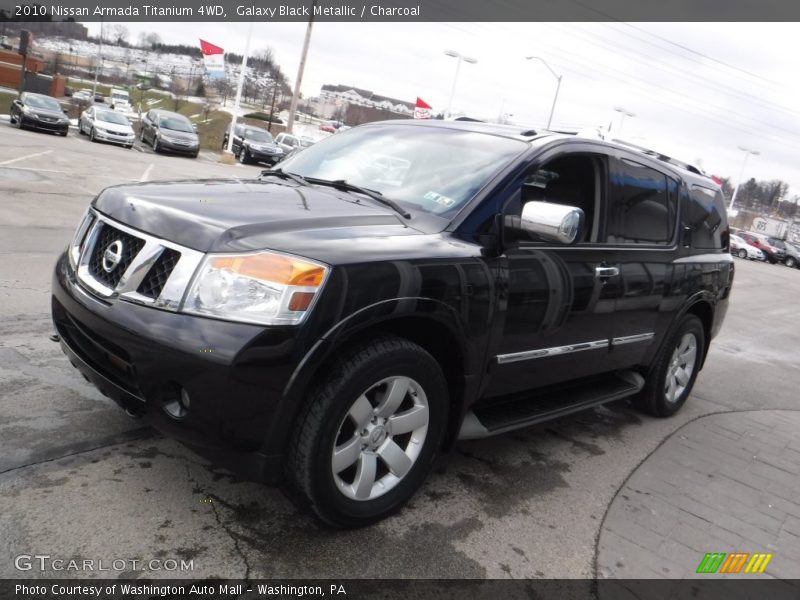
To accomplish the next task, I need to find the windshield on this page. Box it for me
[279,125,527,216]
[96,110,130,125]
[767,238,785,249]
[25,95,61,111]
[299,137,314,147]
[245,129,273,143]
[111,93,128,101]
[159,117,194,133]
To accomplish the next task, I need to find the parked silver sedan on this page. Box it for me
[78,106,135,148]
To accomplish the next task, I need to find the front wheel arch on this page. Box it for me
[285,335,449,527]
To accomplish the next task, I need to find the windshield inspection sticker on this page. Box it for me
[424,191,456,207]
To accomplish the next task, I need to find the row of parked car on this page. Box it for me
[730,228,800,269]
[10,92,319,165]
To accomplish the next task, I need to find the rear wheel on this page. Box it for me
[286,336,447,528]
[634,314,705,418]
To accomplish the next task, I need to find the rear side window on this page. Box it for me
[607,158,677,245]
[688,185,728,249]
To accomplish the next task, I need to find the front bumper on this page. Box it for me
[20,115,69,133]
[247,148,283,163]
[94,129,135,146]
[158,137,199,155]
[51,252,302,481]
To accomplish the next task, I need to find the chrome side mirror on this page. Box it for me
[519,201,584,244]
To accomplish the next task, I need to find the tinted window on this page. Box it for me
[608,158,676,245]
[687,185,728,249]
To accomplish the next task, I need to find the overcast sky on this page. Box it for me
[84,21,800,200]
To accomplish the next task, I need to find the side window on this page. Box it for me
[512,154,605,243]
[608,158,676,245]
[686,185,727,249]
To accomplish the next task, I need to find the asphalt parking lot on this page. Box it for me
[2,125,799,580]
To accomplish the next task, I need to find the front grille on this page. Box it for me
[87,223,145,290]
[137,248,181,299]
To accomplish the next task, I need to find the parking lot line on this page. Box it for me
[0,150,53,166]
[140,163,154,182]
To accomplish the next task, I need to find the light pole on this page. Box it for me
[613,106,635,135]
[729,146,760,212]
[526,56,562,130]
[444,50,477,118]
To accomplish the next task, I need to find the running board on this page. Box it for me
[458,371,645,440]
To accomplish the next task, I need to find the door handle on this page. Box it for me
[595,266,619,278]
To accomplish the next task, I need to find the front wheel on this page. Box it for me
[152,137,160,153]
[737,249,747,259]
[89,128,97,142]
[238,148,249,164]
[286,336,448,528]
[634,315,705,418]
[786,256,796,268]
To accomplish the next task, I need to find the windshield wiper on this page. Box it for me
[305,177,411,219]
[259,168,308,187]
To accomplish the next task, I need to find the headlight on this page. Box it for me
[182,251,329,326]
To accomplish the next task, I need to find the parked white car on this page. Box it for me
[730,234,765,261]
[78,106,136,148]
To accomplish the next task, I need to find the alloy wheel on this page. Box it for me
[664,333,697,404]
[331,376,429,501]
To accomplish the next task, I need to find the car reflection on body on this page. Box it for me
[78,106,136,148]
[730,234,766,261]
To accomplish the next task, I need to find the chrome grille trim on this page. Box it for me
[75,209,205,310]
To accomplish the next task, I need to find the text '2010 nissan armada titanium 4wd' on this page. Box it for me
[52,121,733,527]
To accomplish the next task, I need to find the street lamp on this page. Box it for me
[613,106,636,135]
[444,50,477,118]
[729,146,760,212]
[526,56,562,130]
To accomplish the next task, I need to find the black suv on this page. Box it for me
[52,121,733,527]
[222,123,285,165]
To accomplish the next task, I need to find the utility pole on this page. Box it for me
[286,0,316,134]
[729,146,760,212]
[92,19,104,99]
[268,83,280,133]
[226,20,254,154]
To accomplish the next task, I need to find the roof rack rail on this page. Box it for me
[610,138,707,177]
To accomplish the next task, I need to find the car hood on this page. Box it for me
[97,120,133,134]
[246,140,281,151]
[159,129,197,141]
[92,179,421,258]
[27,106,64,119]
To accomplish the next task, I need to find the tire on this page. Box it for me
[786,256,796,268]
[60,129,68,137]
[238,148,249,164]
[286,336,448,528]
[737,249,747,259]
[152,137,159,153]
[89,128,96,142]
[78,120,86,135]
[634,314,705,418]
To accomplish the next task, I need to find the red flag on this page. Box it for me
[415,97,432,109]
[199,39,224,56]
